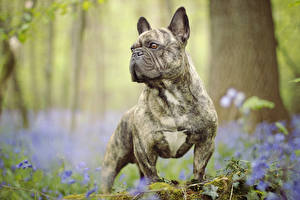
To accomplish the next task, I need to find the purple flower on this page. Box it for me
[63,170,72,177]
[227,88,237,98]
[82,172,90,184]
[95,167,101,172]
[86,184,98,198]
[179,170,185,180]
[257,180,268,191]
[266,192,280,200]
[220,96,231,108]
[129,177,149,196]
[61,170,73,183]
[234,92,245,107]
[17,162,23,168]
[68,179,76,184]
[274,133,285,143]
[119,174,125,181]
[86,188,96,198]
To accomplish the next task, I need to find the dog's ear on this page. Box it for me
[168,7,190,44]
[137,17,151,35]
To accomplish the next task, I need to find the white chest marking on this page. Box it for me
[164,90,180,105]
[163,131,187,157]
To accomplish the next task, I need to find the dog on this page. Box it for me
[100,7,217,193]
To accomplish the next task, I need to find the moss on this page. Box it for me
[149,182,183,200]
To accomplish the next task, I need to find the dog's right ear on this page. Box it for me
[137,17,151,35]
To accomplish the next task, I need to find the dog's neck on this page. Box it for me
[146,53,192,92]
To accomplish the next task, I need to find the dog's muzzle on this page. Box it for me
[130,48,145,82]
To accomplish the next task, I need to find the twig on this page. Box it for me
[1,185,56,200]
[181,187,187,200]
[229,184,234,200]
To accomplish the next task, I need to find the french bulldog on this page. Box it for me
[101,7,217,193]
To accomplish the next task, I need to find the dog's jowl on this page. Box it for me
[101,7,218,193]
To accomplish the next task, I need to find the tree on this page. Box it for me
[70,3,86,130]
[208,0,290,126]
[45,3,55,109]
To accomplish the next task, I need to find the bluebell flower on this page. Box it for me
[266,192,280,200]
[233,92,245,107]
[68,179,76,184]
[17,162,23,168]
[86,184,98,198]
[0,159,4,169]
[220,96,231,108]
[61,170,73,183]
[119,174,125,181]
[129,177,149,196]
[0,181,6,189]
[63,170,72,178]
[257,180,268,191]
[227,88,237,98]
[82,172,90,184]
[179,170,185,180]
[86,188,96,198]
[274,133,285,143]
[95,167,101,171]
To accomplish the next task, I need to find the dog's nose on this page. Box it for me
[132,49,144,58]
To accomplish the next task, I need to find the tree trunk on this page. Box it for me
[208,0,289,126]
[0,40,16,115]
[12,69,29,128]
[45,15,55,109]
[29,34,39,112]
[70,4,86,131]
[94,8,106,119]
[278,45,300,114]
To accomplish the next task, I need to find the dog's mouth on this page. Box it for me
[130,63,140,82]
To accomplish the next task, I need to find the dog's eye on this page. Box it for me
[130,47,134,52]
[149,43,158,49]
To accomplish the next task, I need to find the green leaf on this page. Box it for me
[98,0,105,4]
[288,0,300,7]
[82,0,92,11]
[295,149,300,156]
[289,77,300,83]
[23,13,32,22]
[33,170,43,183]
[275,122,289,135]
[17,33,27,43]
[242,96,275,111]
[202,184,219,200]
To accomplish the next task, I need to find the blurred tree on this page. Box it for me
[208,0,290,126]
[29,32,39,112]
[95,5,106,118]
[70,3,86,130]
[0,0,36,127]
[45,0,55,109]
[278,45,300,114]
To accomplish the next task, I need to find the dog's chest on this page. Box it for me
[162,130,187,157]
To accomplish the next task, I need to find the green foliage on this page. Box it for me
[288,0,300,7]
[275,122,289,135]
[242,96,275,112]
[290,77,300,83]
[202,184,219,200]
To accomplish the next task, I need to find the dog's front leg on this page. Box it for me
[193,139,215,181]
[133,134,160,182]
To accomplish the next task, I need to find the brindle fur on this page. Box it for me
[101,7,217,193]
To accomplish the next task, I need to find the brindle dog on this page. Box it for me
[101,7,217,193]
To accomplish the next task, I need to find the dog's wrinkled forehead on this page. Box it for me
[136,28,177,46]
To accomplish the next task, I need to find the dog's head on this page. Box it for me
[130,7,190,83]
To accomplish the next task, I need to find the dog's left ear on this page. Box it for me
[168,7,190,44]
[137,17,151,35]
